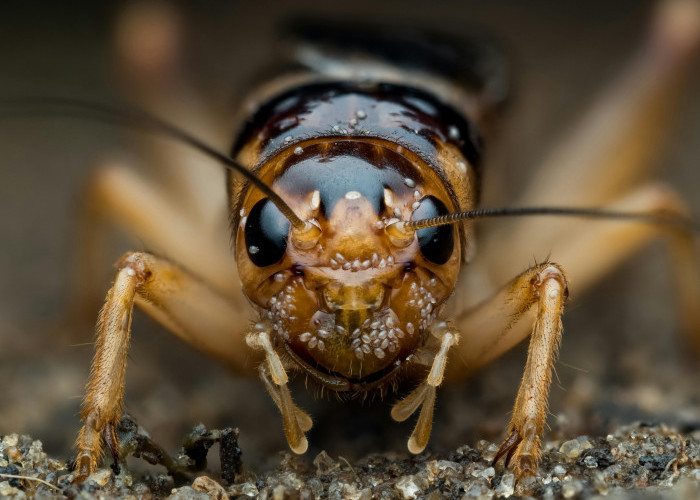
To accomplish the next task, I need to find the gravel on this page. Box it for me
[1,421,698,499]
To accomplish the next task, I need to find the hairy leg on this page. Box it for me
[74,251,255,481]
[450,263,568,479]
[541,184,700,354]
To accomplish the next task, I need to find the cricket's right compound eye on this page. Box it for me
[245,198,291,267]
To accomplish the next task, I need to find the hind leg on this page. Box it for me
[462,0,700,306]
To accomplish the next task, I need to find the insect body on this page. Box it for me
[217,20,515,454]
[68,0,700,484]
[232,80,478,453]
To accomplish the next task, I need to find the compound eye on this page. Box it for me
[244,198,290,267]
[412,196,454,265]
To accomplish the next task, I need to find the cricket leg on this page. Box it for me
[74,251,255,482]
[71,0,238,321]
[495,266,567,478]
[476,0,700,293]
[453,184,700,377]
[73,163,239,322]
[545,184,700,354]
[113,0,236,197]
[452,263,568,479]
[391,322,459,454]
[246,328,312,454]
[520,0,700,207]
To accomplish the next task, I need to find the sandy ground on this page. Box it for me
[0,1,699,498]
[1,421,699,498]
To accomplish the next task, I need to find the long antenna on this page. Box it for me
[0,97,306,229]
[405,206,699,233]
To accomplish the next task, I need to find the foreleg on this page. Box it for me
[74,251,254,481]
[450,264,569,479]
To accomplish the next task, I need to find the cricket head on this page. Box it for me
[235,139,468,388]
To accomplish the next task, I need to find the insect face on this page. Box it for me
[236,138,461,387]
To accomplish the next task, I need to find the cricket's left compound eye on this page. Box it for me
[413,196,454,265]
[244,198,291,267]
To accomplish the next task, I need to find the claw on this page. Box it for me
[103,422,121,475]
[492,430,522,466]
[504,444,517,468]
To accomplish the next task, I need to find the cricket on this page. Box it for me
[0,0,699,493]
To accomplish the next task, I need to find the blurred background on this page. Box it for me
[0,0,698,474]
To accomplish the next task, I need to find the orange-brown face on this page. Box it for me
[235,139,463,384]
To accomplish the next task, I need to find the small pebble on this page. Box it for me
[395,475,422,499]
[560,438,592,459]
[0,482,21,497]
[561,479,584,498]
[494,472,515,497]
[87,468,112,487]
[168,486,210,500]
[5,447,20,462]
[480,443,499,462]
[192,476,227,500]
